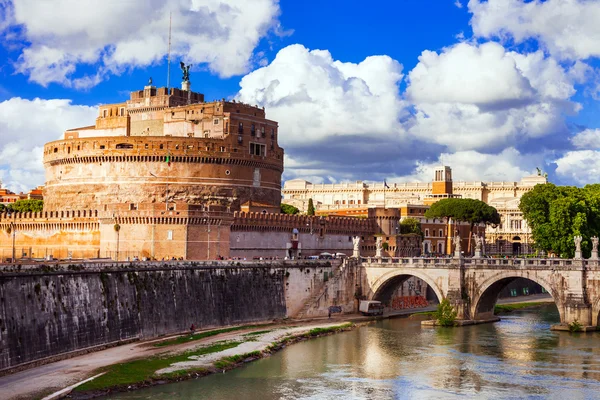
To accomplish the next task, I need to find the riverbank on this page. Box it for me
[68,322,355,399]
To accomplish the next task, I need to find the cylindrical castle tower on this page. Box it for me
[42,84,283,211]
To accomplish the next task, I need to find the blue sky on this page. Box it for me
[1,0,600,192]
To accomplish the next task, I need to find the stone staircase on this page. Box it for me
[294,261,346,319]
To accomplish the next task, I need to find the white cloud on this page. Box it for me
[1,0,282,87]
[555,150,600,185]
[0,97,97,192]
[570,128,600,149]
[406,42,579,151]
[468,0,600,60]
[236,44,408,147]
[455,1,463,9]
[398,148,541,183]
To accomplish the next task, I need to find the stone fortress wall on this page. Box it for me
[0,260,344,372]
[0,208,384,262]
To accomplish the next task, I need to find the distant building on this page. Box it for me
[283,166,547,255]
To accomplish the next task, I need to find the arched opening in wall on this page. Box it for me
[116,143,134,149]
[512,236,522,256]
[373,274,440,312]
[474,277,558,322]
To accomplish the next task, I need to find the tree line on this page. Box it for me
[0,200,44,213]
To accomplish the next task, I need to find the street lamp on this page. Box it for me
[203,211,211,260]
[7,211,15,263]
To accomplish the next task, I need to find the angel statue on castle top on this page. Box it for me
[180,62,192,82]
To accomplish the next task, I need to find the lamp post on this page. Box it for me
[204,211,211,260]
[7,211,15,263]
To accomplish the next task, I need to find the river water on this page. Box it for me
[106,305,600,400]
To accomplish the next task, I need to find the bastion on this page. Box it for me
[42,83,283,211]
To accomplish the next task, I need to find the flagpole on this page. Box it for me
[383,180,386,210]
[167,11,172,91]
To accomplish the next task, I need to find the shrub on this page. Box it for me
[435,299,457,327]
[568,320,583,333]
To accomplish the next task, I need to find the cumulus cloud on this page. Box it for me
[1,0,282,87]
[468,0,600,60]
[237,44,408,147]
[555,150,600,185]
[0,97,97,192]
[571,128,600,149]
[399,148,542,183]
[406,42,579,152]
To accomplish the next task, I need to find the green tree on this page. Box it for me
[0,203,5,213]
[9,200,44,212]
[520,183,600,258]
[424,198,500,254]
[307,198,315,216]
[280,203,300,215]
[399,217,423,236]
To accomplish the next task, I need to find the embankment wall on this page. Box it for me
[0,260,335,371]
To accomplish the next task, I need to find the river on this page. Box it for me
[105,305,600,399]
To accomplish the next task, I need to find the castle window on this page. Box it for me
[220,146,226,152]
[175,144,179,150]
[261,126,265,137]
[187,145,193,149]
[167,230,173,240]
[159,144,164,149]
[439,229,443,237]
[425,229,429,237]
[99,145,106,149]
[116,143,133,149]
[103,110,107,117]
[145,144,149,149]
[53,148,58,153]
[271,128,275,138]
[120,108,125,116]
[129,203,137,210]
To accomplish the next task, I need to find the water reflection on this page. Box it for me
[106,305,600,400]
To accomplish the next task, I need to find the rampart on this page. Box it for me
[0,260,338,372]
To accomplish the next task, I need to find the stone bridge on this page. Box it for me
[357,256,600,328]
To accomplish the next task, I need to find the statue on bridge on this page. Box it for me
[352,236,361,258]
[592,237,599,260]
[574,235,583,259]
[452,233,463,258]
[473,234,483,258]
[375,237,383,258]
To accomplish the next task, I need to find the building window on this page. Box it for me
[238,122,243,134]
[251,124,256,136]
[220,146,226,152]
[261,126,265,137]
[439,229,443,237]
[249,142,265,156]
[214,118,219,125]
[103,110,107,117]
[167,230,173,240]
[159,144,164,149]
[129,203,137,210]
[271,128,275,139]
[120,107,125,116]
[425,229,429,237]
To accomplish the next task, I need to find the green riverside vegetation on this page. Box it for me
[76,341,240,392]
[493,302,550,313]
[153,324,273,347]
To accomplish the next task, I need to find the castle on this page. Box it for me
[0,79,408,262]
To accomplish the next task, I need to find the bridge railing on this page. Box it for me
[358,256,598,269]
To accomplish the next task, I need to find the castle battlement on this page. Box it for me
[232,211,375,234]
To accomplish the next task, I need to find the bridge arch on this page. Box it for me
[592,298,600,326]
[368,268,444,305]
[471,272,564,323]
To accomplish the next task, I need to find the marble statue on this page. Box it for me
[352,236,361,258]
[592,236,599,252]
[574,235,582,252]
[453,233,461,253]
[375,237,383,258]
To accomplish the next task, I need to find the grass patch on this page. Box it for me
[411,311,436,317]
[494,302,549,314]
[308,323,353,337]
[214,351,262,370]
[75,341,241,392]
[153,324,273,347]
